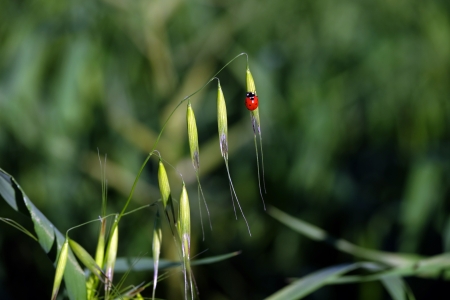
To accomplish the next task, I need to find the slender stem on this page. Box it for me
[66,214,117,235]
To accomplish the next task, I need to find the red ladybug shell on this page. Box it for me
[245,92,259,111]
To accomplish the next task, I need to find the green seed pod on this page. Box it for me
[51,238,69,300]
[104,215,119,294]
[246,65,266,209]
[178,183,191,258]
[246,67,256,93]
[94,218,106,269]
[186,102,200,171]
[217,82,228,159]
[158,160,171,209]
[152,212,162,300]
[69,239,104,280]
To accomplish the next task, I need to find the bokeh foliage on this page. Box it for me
[1,0,450,299]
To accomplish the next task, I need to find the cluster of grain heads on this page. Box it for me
[246,67,266,209]
[186,101,211,238]
[217,81,251,235]
[49,56,264,300]
[51,238,69,300]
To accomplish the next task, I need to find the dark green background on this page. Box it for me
[1,0,450,299]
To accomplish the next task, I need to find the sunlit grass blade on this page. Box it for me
[217,81,251,235]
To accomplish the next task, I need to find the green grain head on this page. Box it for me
[104,215,119,295]
[186,102,200,171]
[51,238,69,300]
[246,67,256,94]
[246,67,261,135]
[217,82,228,159]
[178,182,191,258]
[69,239,104,281]
[152,212,162,300]
[157,159,171,209]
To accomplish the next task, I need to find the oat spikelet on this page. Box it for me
[217,81,251,235]
[246,67,267,209]
[158,159,176,226]
[186,101,211,239]
[178,183,195,300]
[51,238,69,300]
[152,211,162,300]
[104,215,119,296]
[69,239,105,282]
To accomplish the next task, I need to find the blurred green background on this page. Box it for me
[1,0,450,299]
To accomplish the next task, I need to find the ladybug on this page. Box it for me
[245,92,259,111]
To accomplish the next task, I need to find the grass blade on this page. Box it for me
[0,169,86,300]
[265,262,367,300]
[268,206,419,267]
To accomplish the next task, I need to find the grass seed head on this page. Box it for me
[158,160,171,209]
[69,239,104,281]
[246,67,256,93]
[217,82,228,159]
[178,182,191,258]
[152,213,162,300]
[186,102,200,171]
[94,218,106,269]
[51,238,69,300]
[104,215,119,294]
[246,67,261,134]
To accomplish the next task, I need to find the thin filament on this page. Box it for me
[224,160,251,236]
[258,132,267,194]
[254,135,266,210]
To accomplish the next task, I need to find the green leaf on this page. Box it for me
[380,276,415,300]
[399,160,441,252]
[331,252,450,284]
[268,206,419,267]
[265,262,373,300]
[0,168,87,300]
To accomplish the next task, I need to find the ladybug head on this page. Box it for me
[246,92,256,100]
